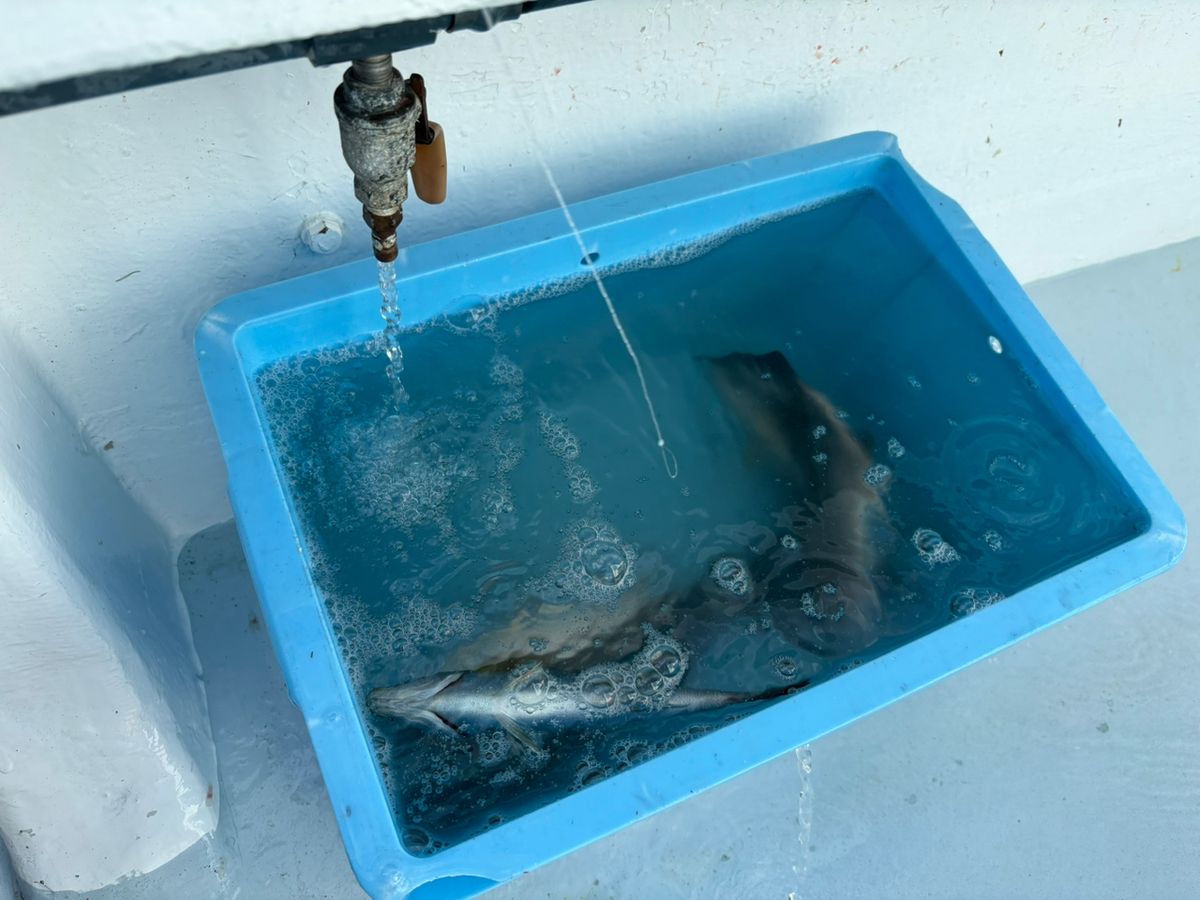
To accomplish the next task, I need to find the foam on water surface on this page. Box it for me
[255,190,1147,853]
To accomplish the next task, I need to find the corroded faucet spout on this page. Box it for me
[334,53,421,261]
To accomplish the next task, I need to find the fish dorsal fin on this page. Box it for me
[505,661,548,698]
[495,712,542,755]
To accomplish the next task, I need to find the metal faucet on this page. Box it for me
[333,54,426,263]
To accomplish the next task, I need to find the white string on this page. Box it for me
[480,10,678,479]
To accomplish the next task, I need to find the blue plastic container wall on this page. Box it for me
[196,133,1184,899]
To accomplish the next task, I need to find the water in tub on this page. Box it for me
[255,190,1146,853]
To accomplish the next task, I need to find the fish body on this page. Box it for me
[700,350,888,657]
[369,628,803,749]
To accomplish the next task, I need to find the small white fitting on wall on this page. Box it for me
[299,212,345,254]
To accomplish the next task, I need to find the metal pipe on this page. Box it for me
[350,55,395,87]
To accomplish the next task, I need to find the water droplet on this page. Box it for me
[988,335,1003,354]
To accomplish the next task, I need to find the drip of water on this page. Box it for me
[377,260,409,403]
[790,744,814,899]
[480,9,678,479]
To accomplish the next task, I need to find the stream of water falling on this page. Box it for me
[377,260,409,403]
[789,744,814,899]
[479,8,678,479]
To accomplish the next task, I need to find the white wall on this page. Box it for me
[1,1,1196,543]
[0,325,216,891]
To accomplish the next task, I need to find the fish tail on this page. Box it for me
[367,672,463,736]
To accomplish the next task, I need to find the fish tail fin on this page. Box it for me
[367,673,463,737]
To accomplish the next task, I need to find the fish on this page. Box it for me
[696,350,889,658]
[369,627,807,750]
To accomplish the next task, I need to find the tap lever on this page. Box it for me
[407,73,448,204]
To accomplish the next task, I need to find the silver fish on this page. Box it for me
[369,628,804,751]
[700,350,888,657]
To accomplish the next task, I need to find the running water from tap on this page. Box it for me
[377,260,409,403]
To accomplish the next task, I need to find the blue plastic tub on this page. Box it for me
[196,132,1184,899]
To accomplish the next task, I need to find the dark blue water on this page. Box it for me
[256,189,1146,853]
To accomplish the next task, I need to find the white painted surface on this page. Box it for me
[0,0,485,91]
[0,325,216,892]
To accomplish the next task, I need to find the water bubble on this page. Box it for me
[912,528,960,566]
[863,463,891,486]
[949,587,1006,618]
[538,409,581,460]
[634,666,665,696]
[967,372,980,384]
[773,655,799,679]
[580,673,618,709]
[812,452,828,465]
[580,538,630,585]
[984,530,1004,552]
[513,668,550,708]
[402,827,431,853]
[988,335,1003,354]
[907,374,922,389]
[799,590,845,622]
[647,644,683,678]
[781,534,799,551]
[812,425,827,440]
[711,556,752,596]
[887,437,906,458]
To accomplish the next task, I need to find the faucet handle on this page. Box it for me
[408,73,447,204]
[412,121,447,204]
